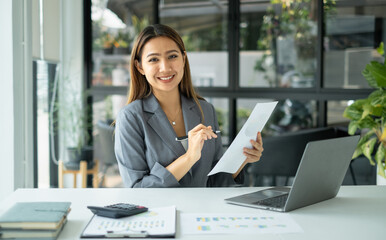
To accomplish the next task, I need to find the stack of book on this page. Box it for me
[0,202,71,239]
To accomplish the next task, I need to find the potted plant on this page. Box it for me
[53,76,93,170]
[101,32,114,55]
[113,31,132,55]
[343,42,386,180]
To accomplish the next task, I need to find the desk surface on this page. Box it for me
[1,186,385,240]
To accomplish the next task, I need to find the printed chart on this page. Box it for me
[180,212,302,235]
[81,206,176,237]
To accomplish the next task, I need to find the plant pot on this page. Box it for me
[113,47,130,55]
[377,164,386,185]
[65,146,94,170]
[103,47,113,55]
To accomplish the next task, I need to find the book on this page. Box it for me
[0,202,71,230]
[0,219,66,239]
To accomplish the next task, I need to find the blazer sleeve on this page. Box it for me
[206,104,245,187]
[114,109,180,188]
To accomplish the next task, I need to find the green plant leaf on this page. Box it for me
[347,121,358,135]
[362,67,378,88]
[343,99,367,121]
[376,42,384,56]
[357,116,378,130]
[375,144,386,178]
[362,137,377,165]
[375,144,385,165]
[362,101,383,117]
[360,129,376,143]
[352,147,363,159]
[369,90,386,106]
[364,61,386,88]
[353,130,375,158]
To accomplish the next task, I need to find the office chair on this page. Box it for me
[247,127,357,186]
[96,120,118,187]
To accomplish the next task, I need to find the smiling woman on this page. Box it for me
[114,24,264,188]
[135,37,186,99]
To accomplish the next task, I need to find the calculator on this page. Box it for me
[87,203,148,218]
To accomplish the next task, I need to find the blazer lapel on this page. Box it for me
[181,94,201,133]
[143,94,186,158]
[181,95,202,177]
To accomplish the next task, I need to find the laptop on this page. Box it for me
[225,135,360,212]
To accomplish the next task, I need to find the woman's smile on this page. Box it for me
[157,74,175,83]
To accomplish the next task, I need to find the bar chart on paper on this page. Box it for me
[81,206,176,238]
[180,212,302,235]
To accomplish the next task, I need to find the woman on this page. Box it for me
[115,24,263,187]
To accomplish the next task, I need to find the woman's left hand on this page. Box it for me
[232,132,264,179]
[243,132,264,164]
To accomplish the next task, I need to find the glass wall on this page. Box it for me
[323,0,386,88]
[237,99,317,137]
[91,0,153,141]
[240,0,318,88]
[205,98,229,145]
[327,100,350,126]
[160,0,229,87]
[91,0,153,87]
[83,0,382,187]
[92,94,125,187]
[35,61,58,188]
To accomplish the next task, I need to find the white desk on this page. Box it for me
[1,186,385,240]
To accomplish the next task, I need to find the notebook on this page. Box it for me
[0,219,66,239]
[0,202,71,230]
[225,135,360,212]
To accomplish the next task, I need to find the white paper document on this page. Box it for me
[81,206,176,238]
[208,101,278,175]
[180,212,303,235]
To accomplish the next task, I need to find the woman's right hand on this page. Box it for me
[186,124,218,163]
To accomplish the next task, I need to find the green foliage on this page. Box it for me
[105,96,113,121]
[132,15,149,39]
[182,24,226,51]
[215,108,225,133]
[237,108,252,133]
[343,42,386,178]
[101,32,115,48]
[114,31,132,48]
[51,71,92,154]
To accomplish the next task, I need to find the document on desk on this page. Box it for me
[208,101,278,176]
[80,206,176,238]
[180,212,303,235]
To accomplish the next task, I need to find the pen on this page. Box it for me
[175,130,221,141]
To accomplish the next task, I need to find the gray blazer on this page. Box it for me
[114,93,244,188]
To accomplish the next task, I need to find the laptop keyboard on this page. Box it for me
[254,194,288,208]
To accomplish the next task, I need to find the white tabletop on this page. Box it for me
[1,186,385,240]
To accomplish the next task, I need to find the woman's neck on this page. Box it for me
[153,89,181,111]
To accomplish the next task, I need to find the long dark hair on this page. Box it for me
[128,24,204,121]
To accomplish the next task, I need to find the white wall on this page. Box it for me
[0,0,15,201]
[0,0,35,201]
[0,0,34,201]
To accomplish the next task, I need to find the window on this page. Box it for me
[323,0,386,88]
[82,0,381,187]
[160,0,229,87]
[34,60,59,188]
[240,0,318,88]
[91,0,154,87]
[237,98,317,137]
